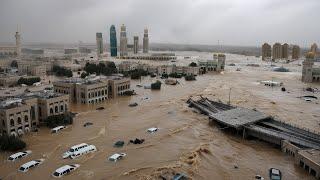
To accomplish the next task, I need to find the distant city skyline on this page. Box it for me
[0,0,319,47]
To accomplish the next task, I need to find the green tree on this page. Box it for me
[189,62,197,67]
[0,135,26,152]
[151,80,162,90]
[11,60,18,68]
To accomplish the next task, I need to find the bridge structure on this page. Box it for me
[187,97,320,149]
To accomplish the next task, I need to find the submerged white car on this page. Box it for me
[147,127,159,133]
[70,145,97,159]
[108,153,126,162]
[52,164,80,178]
[18,159,44,172]
[8,151,32,162]
[62,143,88,159]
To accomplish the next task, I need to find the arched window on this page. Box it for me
[24,115,28,122]
[3,120,6,126]
[10,119,14,126]
[50,108,53,114]
[18,117,22,124]
[60,105,64,111]
[55,106,58,113]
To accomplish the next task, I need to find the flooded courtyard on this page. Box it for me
[1,53,319,180]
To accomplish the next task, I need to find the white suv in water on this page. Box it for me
[52,164,80,178]
[7,151,32,162]
[62,143,88,159]
[18,159,44,172]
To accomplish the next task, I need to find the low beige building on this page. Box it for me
[0,91,69,136]
[53,75,131,104]
[157,65,200,75]
[30,65,46,77]
[0,99,31,136]
[108,77,131,98]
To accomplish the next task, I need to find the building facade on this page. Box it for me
[53,76,131,104]
[96,32,103,57]
[282,43,289,59]
[262,43,271,61]
[272,43,282,60]
[108,78,131,98]
[120,24,128,56]
[311,43,318,55]
[302,52,320,83]
[110,25,117,57]
[0,91,69,136]
[214,53,226,71]
[133,36,139,54]
[143,28,149,53]
[292,45,300,60]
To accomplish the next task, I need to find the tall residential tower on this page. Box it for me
[261,43,271,61]
[96,32,103,58]
[143,28,149,53]
[110,25,117,57]
[292,45,300,60]
[15,31,21,58]
[133,36,139,54]
[119,24,128,56]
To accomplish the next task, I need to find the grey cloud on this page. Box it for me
[0,0,319,46]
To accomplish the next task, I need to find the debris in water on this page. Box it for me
[96,107,105,110]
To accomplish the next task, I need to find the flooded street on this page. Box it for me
[1,53,319,180]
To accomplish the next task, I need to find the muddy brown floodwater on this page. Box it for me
[1,53,319,180]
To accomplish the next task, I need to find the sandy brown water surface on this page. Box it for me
[1,53,319,180]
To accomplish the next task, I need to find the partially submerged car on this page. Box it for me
[70,145,97,159]
[128,102,138,107]
[147,127,159,133]
[62,143,88,159]
[114,141,125,148]
[18,159,44,172]
[269,168,282,180]
[8,151,32,162]
[51,126,66,133]
[83,122,93,127]
[108,153,126,162]
[52,164,80,178]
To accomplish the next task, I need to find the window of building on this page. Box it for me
[24,115,28,123]
[55,106,58,113]
[2,120,5,126]
[60,105,64,111]
[50,108,53,115]
[18,117,22,124]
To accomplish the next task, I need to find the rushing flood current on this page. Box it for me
[1,52,319,180]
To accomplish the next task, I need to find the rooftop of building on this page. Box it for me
[0,98,25,110]
[298,149,320,165]
[55,74,128,85]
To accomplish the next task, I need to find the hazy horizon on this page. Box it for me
[1,0,319,47]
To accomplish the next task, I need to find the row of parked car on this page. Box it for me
[7,127,160,178]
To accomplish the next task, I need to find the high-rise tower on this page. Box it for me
[302,52,315,83]
[311,43,318,55]
[110,25,117,57]
[15,31,21,58]
[281,43,289,59]
[96,32,103,58]
[261,43,271,61]
[119,24,128,56]
[272,43,282,60]
[133,36,139,54]
[143,28,149,53]
[292,45,300,60]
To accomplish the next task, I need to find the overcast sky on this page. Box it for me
[0,0,319,47]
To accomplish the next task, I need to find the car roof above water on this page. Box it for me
[55,165,78,173]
